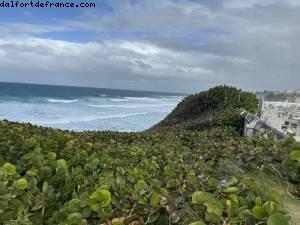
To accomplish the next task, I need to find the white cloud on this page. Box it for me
[0,38,226,90]
[0,0,300,92]
[223,0,300,9]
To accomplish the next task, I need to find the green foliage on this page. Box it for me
[252,206,267,219]
[192,192,215,204]
[267,213,289,225]
[15,178,28,190]
[88,189,112,211]
[0,118,297,224]
[222,187,239,193]
[290,151,300,162]
[2,163,16,176]
[112,217,125,225]
[150,85,258,133]
[188,222,206,225]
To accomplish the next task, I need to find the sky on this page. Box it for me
[0,0,299,93]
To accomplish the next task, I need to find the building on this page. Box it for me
[242,111,286,140]
[282,117,300,137]
[258,100,300,141]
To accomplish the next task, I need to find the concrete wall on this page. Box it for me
[297,125,300,137]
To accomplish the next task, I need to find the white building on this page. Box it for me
[242,111,286,140]
[260,101,300,141]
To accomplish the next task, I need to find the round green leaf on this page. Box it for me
[267,213,289,225]
[252,206,267,220]
[26,168,38,177]
[192,191,215,204]
[48,152,57,160]
[16,178,28,190]
[134,180,148,193]
[88,189,111,211]
[204,200,223,216]
[222,187,239,193]
[290,150,300,162]
[66,213,82,225]
[3,163,16,176]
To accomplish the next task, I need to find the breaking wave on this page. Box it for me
[40,112,149,125]
[46,98,79,104]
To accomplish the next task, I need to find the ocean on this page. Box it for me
[0,82,184,132]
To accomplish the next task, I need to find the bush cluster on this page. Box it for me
[0,120,299,225]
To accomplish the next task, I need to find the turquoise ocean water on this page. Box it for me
[0,82,183,131]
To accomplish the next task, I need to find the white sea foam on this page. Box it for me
[110,98,129,102]
[46,98,79,104]
[124,97,158,101]
[88,103,176,109]
[0,83,183,131]
[39,112,149,125]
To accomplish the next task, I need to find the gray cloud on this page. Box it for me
[0,0,299,92]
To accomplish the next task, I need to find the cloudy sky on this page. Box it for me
[0,0,299,93]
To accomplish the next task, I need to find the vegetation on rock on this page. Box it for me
[150,85,258,133]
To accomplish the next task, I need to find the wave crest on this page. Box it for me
[40,112,149,125]
[46,98,79,104]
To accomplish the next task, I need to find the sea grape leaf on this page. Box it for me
[222,187,239,193]
[204,200,223,216]
[87,189,111,211]
[26,168,38,177]
[3,163,16,176]
[16,178,28,190]
[228,194,239,204]
[291,142,300,150]
[252,206,267,220]
[205,211,221,223]
[48,152,57,160]
[267,213,289,225]
[264,201,278,215]
[116,175,126,188]
[289,151,300,162]
[160,188,169,196]
[42,181,48,193]
[208,177,218,187]
[134,180,148,194]
[56,159,68,173]
[67,198,81,211]
[192,191,215,204]
[150,192,160,207]
[66,213,82,225]
[229,177,238,185]
[188,222,206,225]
